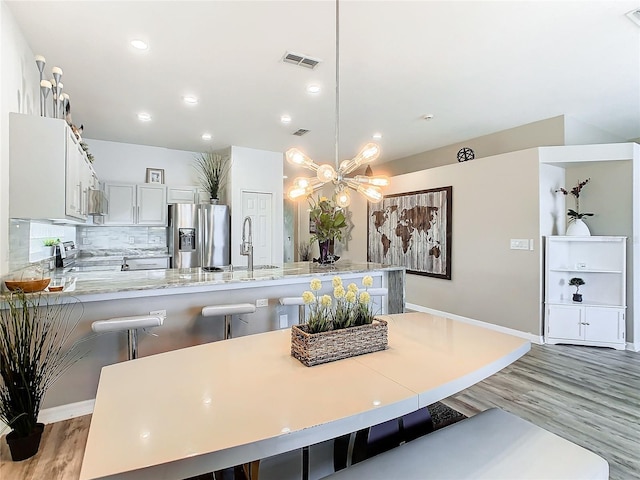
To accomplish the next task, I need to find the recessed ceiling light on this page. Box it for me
[130,39,148,51]
[183,95,198,105]
[201,133,212,141]
[280,114,292,124]
[306,84,321,94]
[137,112,151,122]
[423,114,434,120]
[372,132,382,140]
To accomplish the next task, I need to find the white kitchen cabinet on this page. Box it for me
[137,184,167,224]
[104,183,167,225]
[167,186,209,204]
[104,184,136,224]
[9,113,95,222]
[544,236,626,350]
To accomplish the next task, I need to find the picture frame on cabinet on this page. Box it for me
[146,168,165,184]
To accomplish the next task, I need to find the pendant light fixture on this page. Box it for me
[285,0,389,207]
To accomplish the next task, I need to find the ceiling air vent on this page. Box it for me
[627,9,640,27]
[282,51,322,70]
[293,129,309,136]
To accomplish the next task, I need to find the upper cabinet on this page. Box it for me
[9,113,97,222]
[104,183,167,226]
[167,186,209,204]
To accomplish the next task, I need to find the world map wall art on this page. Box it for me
[367,186,452,279]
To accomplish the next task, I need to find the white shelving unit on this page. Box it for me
[544,236,626,350]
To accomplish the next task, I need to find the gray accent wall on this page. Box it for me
[390,148,544,336]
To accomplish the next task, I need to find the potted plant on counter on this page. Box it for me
[42,238,60,258]
[0,291,82,461]
[194,150,229,204]
[308,196,347,264]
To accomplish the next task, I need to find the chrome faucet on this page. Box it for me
[240,216,254,272]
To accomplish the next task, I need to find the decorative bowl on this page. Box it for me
[4,278,51,293]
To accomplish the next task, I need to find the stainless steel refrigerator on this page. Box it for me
[168,204,230,269]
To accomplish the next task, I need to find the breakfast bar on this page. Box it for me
[79,312,530,480]
[39,262,405,410]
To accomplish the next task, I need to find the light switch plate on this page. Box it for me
[510,239,529,250]
[256,299,268,307]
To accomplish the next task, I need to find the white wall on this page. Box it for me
[0,1,39,275]
[85,138,200,186]
[228,146,284,266]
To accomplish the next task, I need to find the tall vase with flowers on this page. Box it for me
[291,275,387,366]
[308,196,347,264]
[556,178,593,236]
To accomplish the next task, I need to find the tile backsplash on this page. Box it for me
[6,222,169,279]
[77,226,168,251]
[9,219,76,270]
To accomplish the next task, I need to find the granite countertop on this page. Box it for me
[51,262,404,301]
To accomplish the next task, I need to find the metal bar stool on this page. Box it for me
[201,303,256,340]
[279,297,306,324]
[91,314,164,360]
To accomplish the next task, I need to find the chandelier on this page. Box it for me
[285,0,389,208]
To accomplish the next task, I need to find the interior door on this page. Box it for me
[242,191,272,266]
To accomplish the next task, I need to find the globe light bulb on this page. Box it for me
[335,188,351,208]
[316,164,336,183]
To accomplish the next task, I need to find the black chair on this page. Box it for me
[333,407,434,471]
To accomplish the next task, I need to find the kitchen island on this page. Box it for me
[39,262,404,412]
[57,261,404,308]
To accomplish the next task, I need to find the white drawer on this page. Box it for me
[124,257,169,270]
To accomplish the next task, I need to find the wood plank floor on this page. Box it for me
[1,343,638,479]
[443,343,640,480]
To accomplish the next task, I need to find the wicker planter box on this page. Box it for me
[291,318,388,367]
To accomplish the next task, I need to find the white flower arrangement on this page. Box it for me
[301,275,377,333]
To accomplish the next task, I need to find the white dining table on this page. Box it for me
[79,312,530,480]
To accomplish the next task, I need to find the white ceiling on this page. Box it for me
[7,1,640,170]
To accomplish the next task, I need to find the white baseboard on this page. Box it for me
[626,341,640,352]
[1,399,95,435]
[38,399,95,424]
[405,303,545,345]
